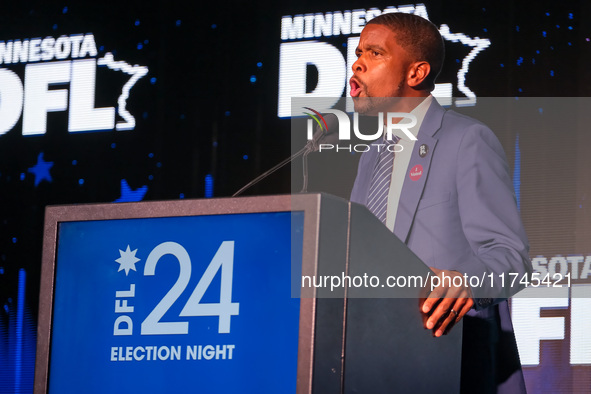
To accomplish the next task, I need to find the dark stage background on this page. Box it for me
[1,1,590,392]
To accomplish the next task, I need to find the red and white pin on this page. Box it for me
[409,164,423,181]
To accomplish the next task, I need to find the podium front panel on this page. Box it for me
[36,197,312,394]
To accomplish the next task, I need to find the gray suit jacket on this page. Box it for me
[350,100,531,393]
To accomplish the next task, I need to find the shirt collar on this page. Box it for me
[401,95,432,141]
[383,95,433,142]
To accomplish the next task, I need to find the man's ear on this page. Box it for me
[407,61,431,88]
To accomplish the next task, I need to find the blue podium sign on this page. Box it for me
[47,211,304,393]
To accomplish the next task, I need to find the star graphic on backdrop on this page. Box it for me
[115,245,140,275]
[114,179,148,202]
[28,152,54,187]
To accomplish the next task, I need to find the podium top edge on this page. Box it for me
[44,193,349,224]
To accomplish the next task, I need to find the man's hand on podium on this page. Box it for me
[421,267,474,337]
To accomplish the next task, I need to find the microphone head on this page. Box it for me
[308,113,340,152]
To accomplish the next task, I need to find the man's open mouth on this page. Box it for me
[350,77,362,97]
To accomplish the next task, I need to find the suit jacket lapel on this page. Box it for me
[393,101,446,244]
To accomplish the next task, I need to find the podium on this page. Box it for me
[35,193,461,393]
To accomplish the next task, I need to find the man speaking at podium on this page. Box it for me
[349,13,531,393]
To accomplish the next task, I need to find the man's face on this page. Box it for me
[349,24,413,113]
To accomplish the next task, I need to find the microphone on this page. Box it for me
[304,113,340,152]
[232,113,340,197]
[300,113,339,192]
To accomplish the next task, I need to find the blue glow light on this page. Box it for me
[250,76,257,83]
[137,43,143,50]
[179,193,185,199]
[205,174,214,198]
[111,143,116,149]
[53,24,58,30]
[15,269,26,393]
[150,77,157,84]
[72,160,77,165]
[211,24,217,29]
[135,20,140,26]
[78,179,85,185]
[257,62,263,68]
[12,237,17,244]
[225,111,231,116]
[513,134,521,211]
[176,20,182,26]
[243,155,249,160]
[62,6,68,14]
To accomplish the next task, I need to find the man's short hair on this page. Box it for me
[367,13,444,91]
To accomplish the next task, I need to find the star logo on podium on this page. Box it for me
[115,245,140,275]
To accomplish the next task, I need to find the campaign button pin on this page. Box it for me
[409,164,423,181]
[419,144,428,157]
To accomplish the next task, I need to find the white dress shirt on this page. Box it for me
[385,95,433,231]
